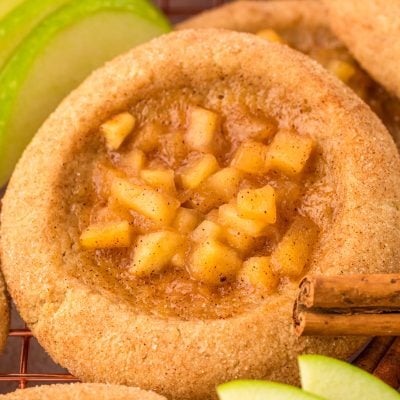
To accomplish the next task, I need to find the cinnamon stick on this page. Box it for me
[294,274,400,336]
[295,311,400,336]
[373,337,400,389]
[353,337,395,372]
[298,274,400,311]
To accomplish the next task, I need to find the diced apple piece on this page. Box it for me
[327,60,356,83]
[257,29,285,44]
[171,250,186,269]
[202,167,243,203]
[191,220,223,243]
[224,229,257,255]
[120,148,146,176]
[185,106,220,152]
[111,178,180,226]
[230,141,269,174]
[271,216,318,278]
[189,239,242,285]
[178,153,219,189]
[218,203,268,237]
[80,220,132,249]
[100,112,136,150]
[140,168,176,194]
[267,130,314,176]
[238,256,279,292]
[133,122,162,152]
[130,231,184,277]
[237,185,276,224]
[172,207,202,234]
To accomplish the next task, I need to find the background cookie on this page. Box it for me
[0,383,166,400]
[325,0,400,98]
[178,0,400,146]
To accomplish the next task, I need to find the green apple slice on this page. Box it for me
[217,380,326,400]
[299,355,400,400]
[0,0,72,69]
[0,0,26,19]
[0,0,170,186]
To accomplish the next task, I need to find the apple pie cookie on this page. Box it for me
[1,30,400,400]
[178,0,400,147]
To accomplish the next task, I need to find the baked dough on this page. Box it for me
[325,0,400,98]
[1,30,400,400]
[178,0,400,146]
[0,384,166,399]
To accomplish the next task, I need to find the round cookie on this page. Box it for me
[1,30,400,400]
[325,0,400,98]
[178,0,400,146]
[0,384,166,399]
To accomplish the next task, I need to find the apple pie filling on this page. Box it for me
[257,27,400,144]
[69,93,328,319]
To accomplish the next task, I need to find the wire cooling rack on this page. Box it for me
[0,0,399,393]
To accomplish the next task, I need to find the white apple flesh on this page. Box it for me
[0,0,170,186]
[217,380,326,400]
[299,355,400,400]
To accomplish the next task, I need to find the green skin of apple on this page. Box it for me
[0,0,26,19]
[0,0,170,186]
[299,355,400,400]
[217,380,326,400]
[0,0,72,70]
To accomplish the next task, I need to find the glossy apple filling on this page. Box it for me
[68,90,330,319]
[257,26,400,146]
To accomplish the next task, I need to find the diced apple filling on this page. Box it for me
[140,168,176,194]
[178,153,219,189]
[101,112,136,151]
[172,207,202,234]
[271,216,318,278]
[267,130,314,176]
[133,122,161,152]
[218,203,268,237]
[186,106,220,152]
[257,29,285,44]
[224,228,257,255]
[85,104,321,289]
[130,231,184,277]
[191,220,223,243]
[111,178,180,226]
[189,239,242,286]
[120,148,146,176]
[201,167,242,203]
[238,256,279,292]
[230,141,269,174]
[80,221,132,249]
[237,185,276,224]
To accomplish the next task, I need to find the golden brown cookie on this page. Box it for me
[0,384,166,399]
[325,0,400,98]
[178,0,400,146]
[1,30,400,400]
